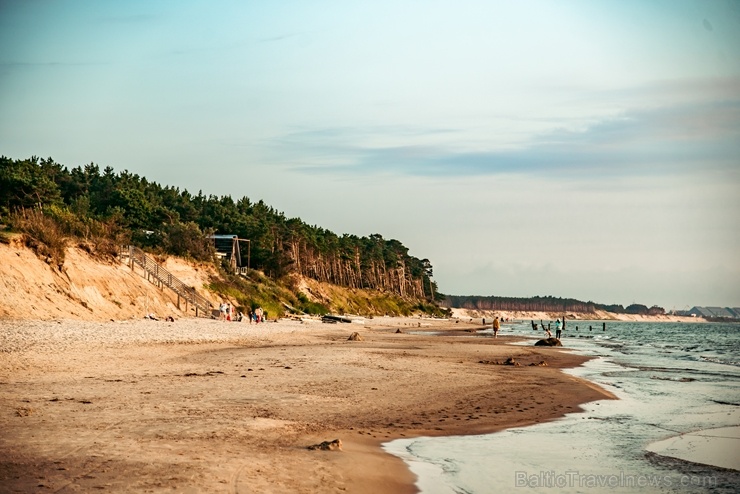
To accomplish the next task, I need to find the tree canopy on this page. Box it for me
[0,156,437,300]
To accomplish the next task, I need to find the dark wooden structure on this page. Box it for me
[209,235,250,273]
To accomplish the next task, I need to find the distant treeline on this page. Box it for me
[0,156,436,299]
[442,295,665,316]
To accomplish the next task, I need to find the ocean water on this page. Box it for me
[384,321,740,493]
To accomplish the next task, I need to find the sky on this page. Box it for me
[1,0,739,310]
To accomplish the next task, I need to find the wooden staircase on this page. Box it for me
[120,245,213,317]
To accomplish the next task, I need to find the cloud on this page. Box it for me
[274,95,740,179]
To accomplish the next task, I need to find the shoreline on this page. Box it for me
[382,322,740,492]
[0,316,615,493]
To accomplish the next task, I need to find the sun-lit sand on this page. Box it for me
[0,316,613,492]
[646,426,740,471]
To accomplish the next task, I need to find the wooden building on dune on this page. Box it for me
[209,234,250,273]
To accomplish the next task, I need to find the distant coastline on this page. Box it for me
[442,295,737,322]
[448,307,707,323]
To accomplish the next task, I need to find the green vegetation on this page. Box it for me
[295,293,329,316]
[206,270,295,319]
[1,155,441,316]
[9,208,68,269]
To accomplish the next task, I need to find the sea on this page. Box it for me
[384,321,740,493]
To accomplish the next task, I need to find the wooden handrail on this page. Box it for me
[121,245,213,317]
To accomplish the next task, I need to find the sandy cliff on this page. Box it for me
[0,237,219,321]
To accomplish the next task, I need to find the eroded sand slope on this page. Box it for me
[0,239,218,321]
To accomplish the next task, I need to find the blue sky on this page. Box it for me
[2,0,739,309]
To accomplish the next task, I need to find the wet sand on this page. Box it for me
[0,317,614,493]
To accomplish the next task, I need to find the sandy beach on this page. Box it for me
[0,316,613,493]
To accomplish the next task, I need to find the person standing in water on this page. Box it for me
[493,316,500,338]
[555,318,562,339]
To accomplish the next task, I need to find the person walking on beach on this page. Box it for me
[493,316,500,338]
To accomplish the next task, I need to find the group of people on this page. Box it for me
[218,302,266,323]
[485,316,570,340]
[530,318,564,339]
[218,302,234,321]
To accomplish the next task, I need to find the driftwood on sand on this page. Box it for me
[307,439,343,451]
